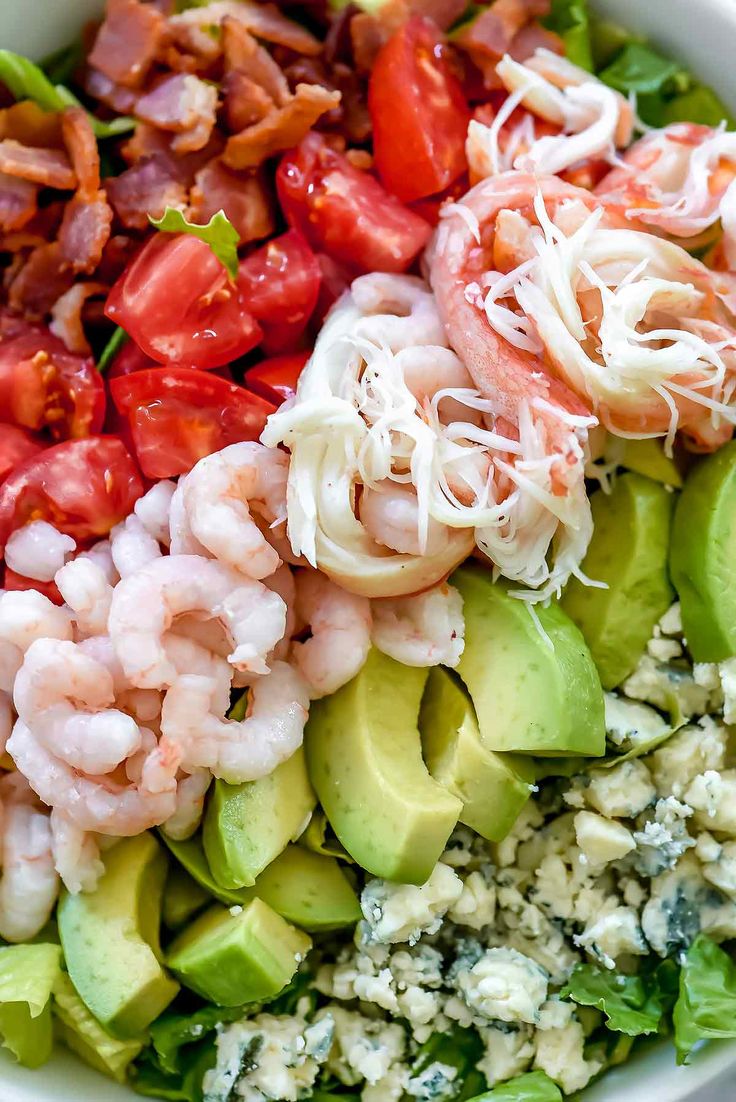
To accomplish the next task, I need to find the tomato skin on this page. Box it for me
[0,424,45,485]
[110,367,276,479]
[0,436,144,555]
[237,231,321,354]
[244,351,310,407]
[105,340,160,380]
[105,234,263,370]
[0,325,105,440]
[369,16,470,203]
[3,567,63,605]
[276,133,432,274]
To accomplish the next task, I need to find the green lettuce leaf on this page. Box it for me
[0,942,61,1068]
[561,963,666,1036]
[409,1025,484,1100]
[133,1040,216,1102]
[149,1004,247,1076]
[466,1070,562,1100]
[149,208,240,281]
[673,935,736,1064]
[53,970,143,1083]
[0,49,134,138]
[544,0,593,71]
[599,42,683,95]
[662,86,735,127]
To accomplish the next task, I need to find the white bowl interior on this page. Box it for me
[3,0,736,1098]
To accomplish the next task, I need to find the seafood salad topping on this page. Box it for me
[1,0,736,1099]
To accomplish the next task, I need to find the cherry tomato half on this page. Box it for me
[105,234,263,370]
[238,231,321,354]
[0,436,144,555]
[0,424,45,485]
[244,351,310,407]
[277,133,432,274]
[0,323,105,440]
[369,16,470,203]
[110,367,276,479]
[3,567,63,605]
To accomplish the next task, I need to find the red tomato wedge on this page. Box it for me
[110,367,276,479]
[0,324,105,440]
[105,234,263,370]
[277,133,432,274]
[0,436,144,555]
[105,339,160,379]
[244,351,310,407]
[3,567,63,605]
[369,16,470,203]
[0,424,45,485]
[238,231,321,354]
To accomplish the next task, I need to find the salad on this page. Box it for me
[2,0,736,1099]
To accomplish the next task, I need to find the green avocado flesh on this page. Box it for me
[453,565,605,757]
[670,440,736,661]
[162,862,210,930]
[561,472,675,688]
[305,647,462,884]
[617,438,683,487]
[160,833,253,907]
[167,899,312,1007]
[203,747,316,890]
[58,833,179,1038]
[235,845,361,932]
[420,667,535,841]
[53,971,143,1083]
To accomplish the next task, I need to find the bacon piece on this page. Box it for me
[509,21,564,61]
[189,158,275,243]
[0,140,76,189]
[58,193,113,274]
[223,72,274,133]
[8,242,74,318]
[0,101,64,148]
[169,1,321,60]
[135,73,218,155]
[88,0,167,89]
[0,174,38,232]
[106,156,188,229]
[96,234,138,285]
[455,0,550,62]
[61,108,101,199]
[84,68,138,114]
[222,18,290,105]
[50,282,107,355]
[224,84,342,170]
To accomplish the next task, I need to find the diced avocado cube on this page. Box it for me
[236,845,361,932]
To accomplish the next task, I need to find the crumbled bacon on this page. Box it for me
[0,141,76,190]
[224,83,341,169]
[120,122,224,184]
[223,72,274,133]
[61,108,101,199]
[8,243,74,318]
[169,1,322,60]
[88,0,167,89]
[454,0,550,62]
[106,156,188,229]
[58,194,113,274]
[508,21,564,61]
[84,67,138,114]
[189,158,275,243]
[0,174,38,232]
[49,282,107,355]
[222,18,291,105]
[136,73,219,149]
[0,101,64,148]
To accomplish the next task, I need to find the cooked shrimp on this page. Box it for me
[0,773,58,941]
[596,122,736,262]
[161,769,212,841]
[134,479,176,547]
[13,638,143,775]
[0,590,72,692]
[264,565,297,661]
[7,719,178,836]
[292,570,371,698]
[372,582,465,667]
[359,482,462,558]
[351,272,448,350]
[110,514,162,578]
[168,478,208,557]
[49,808,104,894]
[160,660,310,783]
[162,632,233,714]
[55,557,113,638]
[178,443,289,579]
[4,521,75,583]
[108,555,287,689]
[0,692,12,754]
[77,634,162,727]
[76,539,119,585]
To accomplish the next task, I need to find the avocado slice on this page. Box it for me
[203,747,316,890]
[161,833,252,907]
[618,439,683,487]
[670,440,736,661]
[561,473,675,688]
[58,833,179,1038]
[236,845,361,932]
[454,565,605,757]
[167,899,311,1007]
[53,971,143,1083]
[305,648,462,884]
[162,863,210,931]
[419,667,535,841]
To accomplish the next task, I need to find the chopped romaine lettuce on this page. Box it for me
[466,1070,563,1100]
[133,1041,216,1102]
[53,970,143,1083]
[149,208,240,281]
[148,1005,247,1077]
[544,0,593,71]
[0,942,61,1068]
[561,962,672,1036]
[673,936,736,1064]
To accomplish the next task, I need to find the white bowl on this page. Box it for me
[2,1,736,1099]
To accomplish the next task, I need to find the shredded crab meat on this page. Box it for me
[467,48,633,183]
[475,191,736,450]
